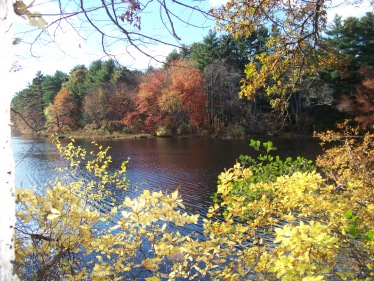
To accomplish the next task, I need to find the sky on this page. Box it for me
[11,0,218,94]
[10,0,373,95]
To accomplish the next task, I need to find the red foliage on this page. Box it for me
[107,85,136,121]
[123,60,207,134]
[354,67,374,127]
[123,70,165,133]
[169,60,207,127]
[339,66,374,128]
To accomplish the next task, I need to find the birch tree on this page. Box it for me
[0,0,18,279]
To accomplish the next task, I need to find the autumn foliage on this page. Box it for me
[168,60,207,127]
[11,12,374,136]
[338,66,374,128]
[44,87,79,133]
[124,60,207,135]
[12,1,374,279]
[206,129,373,280]
[212,0,334,102]
[123,69,164,133]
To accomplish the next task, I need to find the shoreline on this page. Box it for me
[11,131,321,141]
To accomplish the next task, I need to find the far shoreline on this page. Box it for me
[11,130,322,141]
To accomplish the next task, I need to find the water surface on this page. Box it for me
[12,136,322,221]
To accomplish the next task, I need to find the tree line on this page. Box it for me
[11,13,373,137]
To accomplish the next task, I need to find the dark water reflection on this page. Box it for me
[12,136,322,224]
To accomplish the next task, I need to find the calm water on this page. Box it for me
[11,136,322,222]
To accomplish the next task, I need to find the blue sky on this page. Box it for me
[11,0,220,94]
[10,0,372,95]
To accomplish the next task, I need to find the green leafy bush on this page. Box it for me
[212,139,315,207]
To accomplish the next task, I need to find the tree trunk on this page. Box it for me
[0,0,18,280]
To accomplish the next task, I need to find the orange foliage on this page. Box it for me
[123,60,207,134]
[52,87,79,131]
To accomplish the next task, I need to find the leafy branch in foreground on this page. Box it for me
[15,137,128,280]
[15,129,373,280]
[14,138,219,280]
[206,131,373,280]
[211,1,373,110]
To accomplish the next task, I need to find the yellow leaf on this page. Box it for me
[47,212,60,220]
[171,190,179,200]
[46,213,60,220]
[161,223,167,231]
[110,206,118,215]
[145,277,160,281]
[50,208,60,214]
[143,189,150,198]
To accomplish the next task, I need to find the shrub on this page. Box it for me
[101,120,125,133]
[155,126,172,137]
[15,138,203,280]
[207,130,373,280]
[177,123,193,135]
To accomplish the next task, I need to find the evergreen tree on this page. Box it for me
[11,72,45,134]
[85,59,116,90]
[65,65,88,126]
[323,13,374,97]
[190,30,222,71]
[163,45,190,69]
[342,12,374,67]
[41,70,68,105]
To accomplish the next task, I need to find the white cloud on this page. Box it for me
[326,0,373,22]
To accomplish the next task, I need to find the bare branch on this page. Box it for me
[15,0,214,67]
[11,107,45,134]
[161,0,180,40]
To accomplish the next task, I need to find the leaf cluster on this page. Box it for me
[206,131,373,280]
[240,139,315,183]
[212,139,315,212]
[14,0,47,30]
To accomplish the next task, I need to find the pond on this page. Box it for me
[12,136,322,224]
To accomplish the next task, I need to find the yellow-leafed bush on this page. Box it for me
[15,128,373,280]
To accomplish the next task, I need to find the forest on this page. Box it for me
[11,12,374,138]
